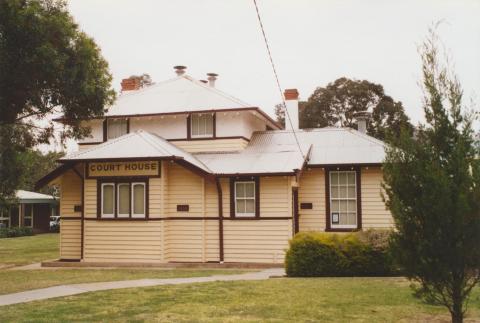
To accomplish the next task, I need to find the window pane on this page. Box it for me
[118,184,130,215]
[108,119,128,139]
[245,183,255,198]
[339,172,347,185]
[102,185,114,215]
[331,186,339,198]
[339,186,347,198]
[347,186,356,198]
[133,184,145,215]
[236,183,245,198]
[191,114,213,137]
[236,199,245,213]
[331,172,338,184]
[347,213,357,225]
[339,200,348,212]
[348,200,357,212]
[347,172,356,185]
[245,199,255,213]
[331,200,340,212]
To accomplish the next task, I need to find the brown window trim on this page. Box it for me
[325,166,362,232]
[187,112,216,140]
[96,177,149,219]
[229,176,260,218]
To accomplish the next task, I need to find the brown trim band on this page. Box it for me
[59,157,179,164]
[54,107,282,130]
[168,136,250,142]
[308,163,382,168]
[78,141,104,146]
[221,172,294,178]
[82,216,292,221]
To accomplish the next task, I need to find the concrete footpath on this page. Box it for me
[0,268,284,307]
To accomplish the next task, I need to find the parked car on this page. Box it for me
[50,216,60,232]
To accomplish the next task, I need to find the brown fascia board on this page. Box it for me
[307,162,383,168]
[53,107,282,130]
[35,163,73,190]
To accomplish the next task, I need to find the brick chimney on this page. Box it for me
[284,89,299,130]
[121,77,141,92]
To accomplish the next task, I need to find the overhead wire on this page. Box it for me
[252,0,305,159]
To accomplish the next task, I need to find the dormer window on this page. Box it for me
[107,119,128,140]
[190,113,214,138]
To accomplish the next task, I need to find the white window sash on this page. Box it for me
[191,113,214,138]
[329,171,357,229]
[131,182,146,218]
[235,181,256,217]
[117,183,130,218]
[101,183,115,218]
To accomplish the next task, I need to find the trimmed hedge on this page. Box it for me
[285,230,397,277]
[0,227,34,238]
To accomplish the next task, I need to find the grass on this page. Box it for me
[1,278,479,322]
[0,268,248,295]
[0,233,59,267]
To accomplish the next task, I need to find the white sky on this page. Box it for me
[44,0,480,152]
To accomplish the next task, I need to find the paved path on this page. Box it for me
[0,268,284,307]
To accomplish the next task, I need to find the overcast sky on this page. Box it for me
[55,0,479,152]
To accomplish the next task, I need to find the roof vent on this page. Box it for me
[353,111,371,134]
[199,80,208,84]
[174,65,187,76]
[207,73,218,87]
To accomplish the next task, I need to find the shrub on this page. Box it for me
[0,227,34,238]
[285,231,397,277]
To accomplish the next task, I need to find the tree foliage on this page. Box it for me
[20,150,64,196]
[0,0,115,204]
[382,27,480,323]
[276,77,413,141]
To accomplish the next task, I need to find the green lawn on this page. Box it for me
[0,233,59,267]
[1,278,479,322]
[0,268,248,295]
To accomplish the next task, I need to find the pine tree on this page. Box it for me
[383,27,480,323]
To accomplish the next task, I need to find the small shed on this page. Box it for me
[0,190,58,233]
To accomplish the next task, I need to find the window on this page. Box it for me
[190,113,214,138]
[100,180,147,218]
[329,171,357,229]
[101,183,115,218]
[235,181,256,217]
[107,119,128,140]
[117,183,130,218]
[132,183,146,218]
[0,208,9,228]
[23,204,33,227]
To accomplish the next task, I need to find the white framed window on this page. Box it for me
[329,171,357,229]
[117,183,130,218]
[191,113,214,138]
[101,183,115,218]
[235,181,256,217]
[0,207,10,228]
[23,204,33,228]
[131,182,146,218]
[107,119,128,140]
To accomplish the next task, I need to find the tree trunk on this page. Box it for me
[451,293,463,323]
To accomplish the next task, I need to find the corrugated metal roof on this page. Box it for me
[195,128,385,175]
[247,127,386,165]
[61,131,211,173]
[105,75,250,117]
[16,190,55,200]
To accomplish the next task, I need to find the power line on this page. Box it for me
[252,0,305,159]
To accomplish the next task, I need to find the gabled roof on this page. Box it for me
[105,75,251,117]
[61,130,211,174]
[247,128,386,166]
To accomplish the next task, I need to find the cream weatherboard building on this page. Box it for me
[38,66,393,264]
